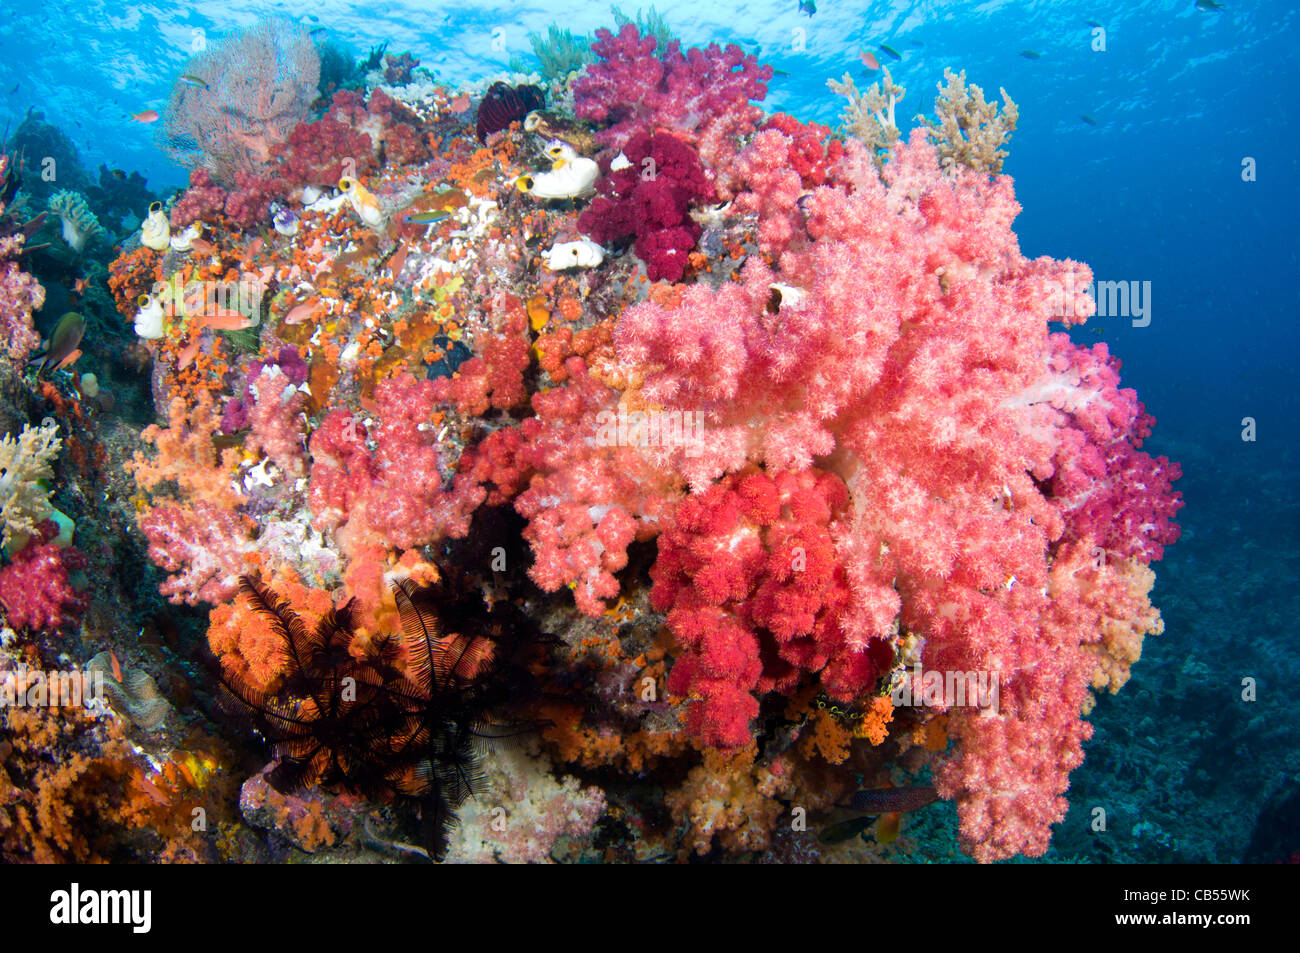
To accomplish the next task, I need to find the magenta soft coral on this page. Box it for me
[578,131,713,282]
[1028,335,1184,562]
[0,521,87,632]
[170,167,286,229]
[573,24,772,150]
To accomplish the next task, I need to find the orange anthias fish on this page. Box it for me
[449,93,471,115]
[195,308,253,331]
[859,48,880,70]
[130,109,160,124]
[284,297,321,325]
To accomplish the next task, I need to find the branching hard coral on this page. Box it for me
[0,419,61,551]
[161,18,321,183]
[46,190,104,254]
[918,68,1019,175]
[827,67,906,164]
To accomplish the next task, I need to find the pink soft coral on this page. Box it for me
[307,373,483,555]
[616,131,1181,860]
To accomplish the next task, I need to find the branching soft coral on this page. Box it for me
[654,468,893,748]
[131,390,244,510]
[308,372,484,556]
[0,226,43,362]
[578,131,714,281]
[616,132,1181,860]
[0,520,87,631]
[573,24,772,150]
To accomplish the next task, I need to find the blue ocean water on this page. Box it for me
[2,0,1295,862]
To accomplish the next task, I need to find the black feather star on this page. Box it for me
[217,574,529,861]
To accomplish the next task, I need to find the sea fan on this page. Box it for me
[217,574,530,860]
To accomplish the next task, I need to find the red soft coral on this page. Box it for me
[0,522,87,632]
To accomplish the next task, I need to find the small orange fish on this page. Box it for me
[876,811,902,844]
[52,347,81,372]
[196,308,252,331]
[189,237,216,256]
[388,243,409,276]
[130,109,160,124]
[245,236,264,258]
[284,297,320,325]
[860,49,880,70]
[176,335,202,370]
[109,650,123,683]
[449,93,471,115]
[73,277,87,294]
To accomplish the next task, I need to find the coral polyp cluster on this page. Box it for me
[0,13,1182,865]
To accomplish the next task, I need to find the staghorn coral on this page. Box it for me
[918,68,1019,175]
[0,419,61,551]
[45,190,104,254]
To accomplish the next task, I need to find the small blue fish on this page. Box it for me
[798,0,816,16]
[1020,49,1043,60]
[880,43,903,61]
[402,211,450,225]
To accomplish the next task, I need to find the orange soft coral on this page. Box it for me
[206,568,335,693]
